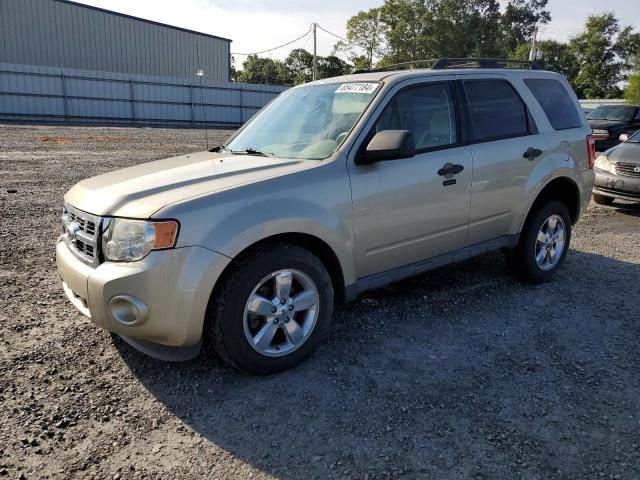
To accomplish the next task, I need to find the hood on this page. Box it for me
[64,151,314,218]
[588,119,625,130]
[607,142,640,164]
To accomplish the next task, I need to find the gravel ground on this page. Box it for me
[1,124,640,480]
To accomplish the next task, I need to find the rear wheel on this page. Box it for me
[593,193,614,206]
[507,200,571,283]
[206,243,333,375]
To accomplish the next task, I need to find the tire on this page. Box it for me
[206,243,334,375]
[593,193,614,206]
[507,200,572,283]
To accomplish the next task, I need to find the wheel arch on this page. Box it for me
[521,176,581,231]
[208,232,348,308]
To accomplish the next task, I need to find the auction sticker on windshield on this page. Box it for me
[335,83,378,94]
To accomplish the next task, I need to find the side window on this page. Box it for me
[464,80,530,142]
[524,78,582,130]
[374,83,457,150]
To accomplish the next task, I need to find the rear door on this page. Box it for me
[348,77,473,278]
[459,75,548,245]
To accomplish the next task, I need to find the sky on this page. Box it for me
[72,0,640,63]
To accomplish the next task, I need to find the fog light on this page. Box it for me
[108,295,149,326]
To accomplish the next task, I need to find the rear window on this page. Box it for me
[524,78,582,130]
[464,80,530,142]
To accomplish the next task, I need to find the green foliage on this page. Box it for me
[570,13,639,99]
[285,48,314,84]
[236,1,639,98]
[333,8,385,70]
[537,40,579,83]
[372,0,549,64]
[237,55,289,85]
[570,14,622,98]
[626,73,640,104]
[500,0,550,53]
[317,56,351,79]
[236,49,351,86]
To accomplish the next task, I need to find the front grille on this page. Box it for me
[68,210,97,235]
[615,162,640,178]
[61,204,102,266]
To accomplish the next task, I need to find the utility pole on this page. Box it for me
[529,25,538,62]
[312,22,317,81]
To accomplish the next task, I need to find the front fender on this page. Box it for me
[154,160,357,285]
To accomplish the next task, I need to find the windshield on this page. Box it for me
[226,82,379,160]
[588,105,636,122]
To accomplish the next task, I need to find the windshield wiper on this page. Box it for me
[231,148,274,157]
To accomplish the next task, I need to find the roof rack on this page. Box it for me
[358,57,541,73]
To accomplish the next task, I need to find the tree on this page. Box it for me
[378,0,429,63]
[349,0,547,66]
[500,0,551,53]
[238,55,290,85]
[350,55,372,72]
[626,72,640,104]
[317,55,350,79]
[422,0,503,58]
[615,26,640,77]
[569,13,629,98]
[285,48,314,84]
[537,40,579,83]
[333,8,385,70]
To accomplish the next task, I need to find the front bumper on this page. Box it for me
[56,240,230,355]
[594,169,640,201]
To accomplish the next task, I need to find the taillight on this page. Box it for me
[586,134,596,169]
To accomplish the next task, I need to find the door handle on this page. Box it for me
[437,163,464,177]
[523,147,543,160]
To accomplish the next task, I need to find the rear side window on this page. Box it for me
[524,78,582,130]
[464,80,530,142]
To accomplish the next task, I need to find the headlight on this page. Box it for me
[594,155,615,174]
[102,219,179,262]
[592,129,610,140]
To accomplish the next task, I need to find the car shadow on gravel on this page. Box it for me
[611,201,640,217]
[115,250,640,479]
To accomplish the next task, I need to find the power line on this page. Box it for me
[316,24,366,52]
[537,26,583,33]
[231,26,312,56]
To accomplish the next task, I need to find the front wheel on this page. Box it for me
[206,243,334,375]
[507,200,572,283]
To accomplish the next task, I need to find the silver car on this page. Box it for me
[593,130,640,204]
[57,61,595,374]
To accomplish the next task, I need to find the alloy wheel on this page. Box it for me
[242,269,320,357]
[534,214,566,271]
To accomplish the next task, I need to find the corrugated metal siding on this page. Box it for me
[0,0,231,81]
[0,63,287,126]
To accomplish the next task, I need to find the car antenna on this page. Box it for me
[195,45,209,150]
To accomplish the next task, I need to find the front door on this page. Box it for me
[348,79,473,278]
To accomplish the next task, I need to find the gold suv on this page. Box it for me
[57,59,595,374]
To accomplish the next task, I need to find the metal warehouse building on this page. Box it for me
[0,0,231,81]
[0,0,286,126]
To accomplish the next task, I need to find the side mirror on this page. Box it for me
[619,133,629,142]
[357,130,416,165]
